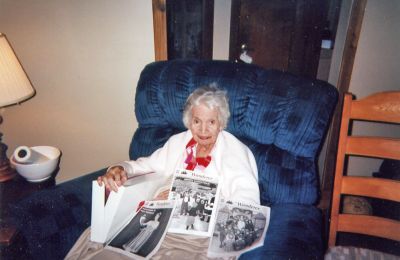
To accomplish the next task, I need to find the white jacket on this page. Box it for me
[118,130,260,205]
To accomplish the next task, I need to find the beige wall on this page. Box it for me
[2,0,398,183]
[0,0,154,182]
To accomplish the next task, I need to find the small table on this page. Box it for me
[0,173,55,255]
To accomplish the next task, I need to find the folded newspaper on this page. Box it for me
[91,169,271,259]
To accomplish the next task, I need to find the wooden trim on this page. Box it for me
[0,226,17,246]
[336,0,367,92]
[328,93,353,247]
[152,0,168,61]
[228,0,241,61]
[202,0,214,59]
[321,0,367,205]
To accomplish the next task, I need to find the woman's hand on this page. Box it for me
[153,189,170,200]
[97,166,128,192]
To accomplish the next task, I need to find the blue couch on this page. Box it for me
[10,60,338,259]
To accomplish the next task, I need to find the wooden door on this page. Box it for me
[166,0,214,60]
[229,0,329,78]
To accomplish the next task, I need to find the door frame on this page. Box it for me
[320,0,367,210]
[152,0,168,61]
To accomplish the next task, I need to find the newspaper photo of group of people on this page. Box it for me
[207,200,270,258]
[180,189,215,229]
[168,170,219,236]
[216,215,258,251]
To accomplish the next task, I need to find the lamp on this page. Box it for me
[0,33,35,182]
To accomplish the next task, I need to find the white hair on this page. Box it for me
[182,84,230,129]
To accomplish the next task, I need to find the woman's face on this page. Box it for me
[189,103,221,148]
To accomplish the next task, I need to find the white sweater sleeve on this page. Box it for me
[218,132,260,205]
[112,131,188,178]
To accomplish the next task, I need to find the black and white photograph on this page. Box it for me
[105,200,175,260]
[167,169,220,237]
[207,199,270,258]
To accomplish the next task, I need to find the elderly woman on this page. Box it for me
[66,85,260,259]
[98,85,259,204]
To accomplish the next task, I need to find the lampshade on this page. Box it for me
[0,33,35,107]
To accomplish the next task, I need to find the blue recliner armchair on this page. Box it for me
[10,60,337,259]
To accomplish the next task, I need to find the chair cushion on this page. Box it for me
[245,142,318,205]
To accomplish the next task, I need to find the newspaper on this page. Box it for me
[105,200,175,260]
[91,169,270,258]
[90,174,167,243]
[207,199,271,258]
[167,169,221,237]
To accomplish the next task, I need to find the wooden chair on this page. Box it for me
[326,91,400,258]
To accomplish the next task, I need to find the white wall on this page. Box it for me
[349,0,400,99]
[346,0,400,176]
[0,0,154,182]
[213,0,231,60]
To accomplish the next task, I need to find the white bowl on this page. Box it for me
[11,146,61,182]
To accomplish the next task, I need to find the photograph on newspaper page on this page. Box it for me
[207,199,270,258]
[167,169,220,237]
[105,200,175,260]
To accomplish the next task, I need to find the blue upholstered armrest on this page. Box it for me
[10,169,105,259]
[240,204,323,259]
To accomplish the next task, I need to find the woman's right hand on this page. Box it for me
[97,166,128,192]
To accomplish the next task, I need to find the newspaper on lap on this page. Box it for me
[90,169,270,259]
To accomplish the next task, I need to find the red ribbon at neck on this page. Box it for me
[185,138,212,170]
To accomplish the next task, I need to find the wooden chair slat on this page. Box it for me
[341,176,400,202]
[346,137,400,160]
[338,214,400,242]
